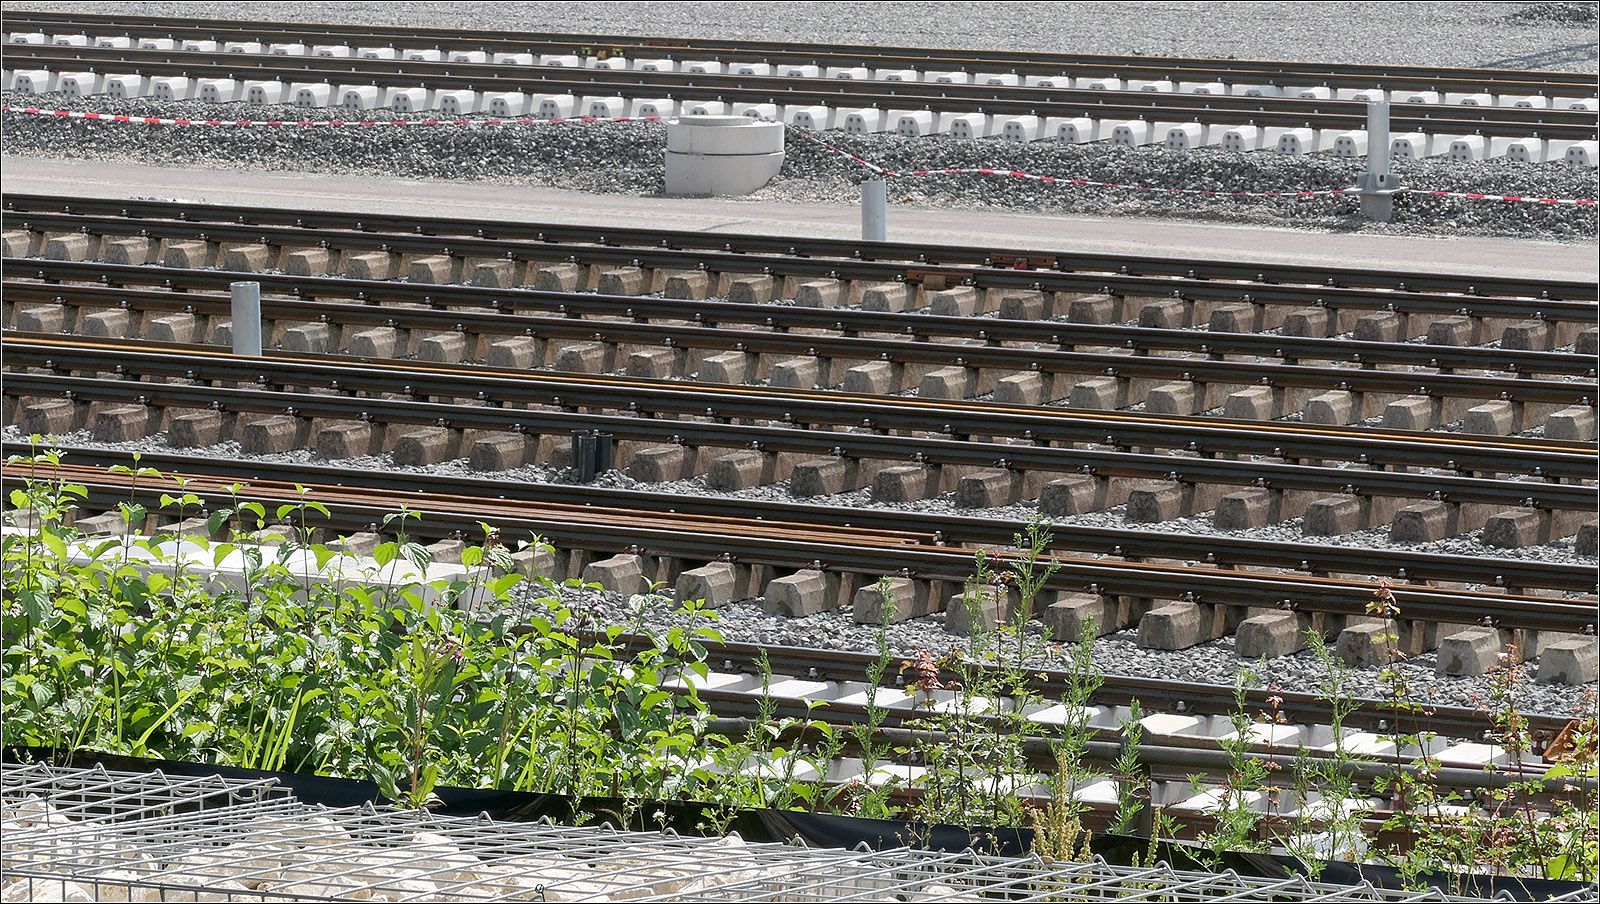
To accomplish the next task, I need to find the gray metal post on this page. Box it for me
[861,179,887,242]
[230,281,263,356]
[1358,100,1401,222]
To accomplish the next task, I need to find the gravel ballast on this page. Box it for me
[4,91,1596,241]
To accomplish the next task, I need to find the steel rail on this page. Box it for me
[9,261,1597,382]
[8,210,1597,323]
[9,334,1587,483]
[8,43,1597,141]
[12,460,1594,635]
[9,10,1596,95]
[8,279,1591,408]
[24,444,1590,593]
[10,193,1592,301]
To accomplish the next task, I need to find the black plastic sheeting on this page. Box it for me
[6,748,1586,901]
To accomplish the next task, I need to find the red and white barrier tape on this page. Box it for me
[6,106,1594,206]
[0,105,662,127]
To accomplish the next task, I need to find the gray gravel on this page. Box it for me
[4,91,1596,240]
[9,423,1592,718]
[3,1,1596,72]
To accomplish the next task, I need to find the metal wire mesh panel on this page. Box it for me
[3,763,1589,903]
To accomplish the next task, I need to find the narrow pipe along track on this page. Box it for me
[6,458,1592,639]
[21,444,1594,595]
[8,42,1597,143]
[8,336,1594,492]
[10,10,1598,98]
[8,194,1596,307]
[7,262,1596,384]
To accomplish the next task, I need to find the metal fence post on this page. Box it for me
[229,281,262,356]
[862,179,887,242]
[1358,101,1402,222]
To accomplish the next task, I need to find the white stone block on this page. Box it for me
[1401,90,1442,104]
[534,94,576,118]
[291,82,333,108]
[1294,86,1333,99]
[1501,94,1548,108]
[268,42,308,55]
[1276,127,1318,154]
[685,100,730,115]
[1563,140,1597,168]
[1504,139,1547,163]
[1329,130,1368,157]
[402,48,443,62]
[929,70,972,84]
[1448,92,1495,106]
[224,41,266,54]
[1026,74,1071,88]
[313,44,355,58]
[448,49,488,63]
[494,52,535,65]
[633,98,676,118]
[1080,76,1123,90]
[1140,713,1208,736]
[1335,87,1383,101]
[1182,81,1227,94]
[587,95,627,117]
[1163,122,1210,150]
[539,53,582,67]
[787,104,833,129]
[999,115,1043,142]
[590,56,628,70]
[1048,116,1098,143]
[338,84,384,111]
[892,109,937,136]
[180,39,220,52]
[95,36,135,48]
[435,89,481,115]
[150,76,195,102]
[1390,131,1433,157]
[779,63,821,77]
[739,102,782,121]
[635,58,676,72]
[57,71,104,98]
[664,117,785,195]
[386,86,430,113]
[732,62,773,76]
[1436,742,1510,767]
[11,69,56,93]
[875,67,917,81]
[198,78,244,103]
[1236,84,1280,97]
[52,33,89,46]
[827,65,870,79]
[138,37,177,50]
[244,80,291,104]
[484,91,531,116]
[683,60,724,74]
[977,72,1021,86]
[1109,119,1155,146]
[357,46,398,60]
[1221,125,1264,151]
[1130,79,1175,92]
[943,111,990,138]
[1445,135,1487,162]
[842,107,885,133]
[105,74,146,100]
[1557,97,1598,111]
[8,32,46,44]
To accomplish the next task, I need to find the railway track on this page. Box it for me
[8,193,1591,300]
[7,41,1596,143]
